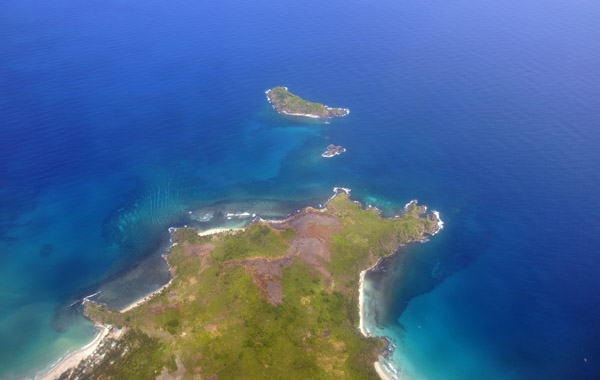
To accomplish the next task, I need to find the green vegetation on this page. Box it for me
[326,195,431,278]
[58,329,168,380]
[83,193,438,379]
[266,87,349,118]
[210,223,289,262]
[280,226,297,240]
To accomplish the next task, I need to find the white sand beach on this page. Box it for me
[198,227,244,236]
[119,277,173,313]
[375,361,396,380]
[39,325,109,380]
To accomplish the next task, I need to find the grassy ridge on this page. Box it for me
[210,224,290,262]
[84,193,436,379]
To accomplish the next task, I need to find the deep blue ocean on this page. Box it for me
[1,0,599,379]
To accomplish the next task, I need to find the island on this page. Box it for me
[53,190,442,380]
[266,87,350,119]
[322,144,346,158]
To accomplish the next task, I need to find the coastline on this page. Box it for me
[374,361,396,380]
[37,242,177,379]
[119,277,173,313]
[35,213,287,379]
[359,263,378,337]
[359,260,399,380]
[198,227,244,236]
[120,225,250,312]
[38,325,109,380]
[358,205,444,380]
[279,110,322,118]
[275,108,350,119]
[264,87,350,119]
[359,257,402,380]
[321,151,344,158]
[36,283,167,380]
[37,188,440,380]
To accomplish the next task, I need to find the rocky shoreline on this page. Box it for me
[265,87,349,119]
[42,188,442,380]
[322,144,346,157]
[358,197,444,380]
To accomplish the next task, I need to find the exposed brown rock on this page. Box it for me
[182,242,215,256]
[321,144,346,157]
[156,356,186,380]
[231,209,342,305]
[182,242,215,274]
[288,237,331,278]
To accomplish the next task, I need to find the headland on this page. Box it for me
[46,189,442,380]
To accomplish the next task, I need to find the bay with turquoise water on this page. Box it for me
[1,0,600,379]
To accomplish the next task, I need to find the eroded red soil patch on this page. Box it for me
[182,241,215,274]
[229,210,342,305]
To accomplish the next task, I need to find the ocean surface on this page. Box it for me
[1,0,599,378]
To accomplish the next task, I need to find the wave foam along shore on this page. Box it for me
[359,269,369,337]
[37,326,110,380]
[403,200,418,210]
[43,189,428,380]
[359,258,403,380]
[279,110,322,118]
[320,187,352,211]
[119,277,174,313]
[358,199,444,380]
[197,227,245,236]
[373,362,394,380]
[432,211,444,235]
[81,291,101,305]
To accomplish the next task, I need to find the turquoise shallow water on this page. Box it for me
[1,0,600,378]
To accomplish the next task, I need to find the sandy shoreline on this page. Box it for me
[359,206,444,380]
[198,227,244,236]
[374,361,396,380]
[360,260,398,380]
[264,88,350,119]
[121,225,246,313]
[359,268,371,337]
[280,110,321,118]
[362,273,401,380]
[38,325,109,380]
[36,224,269,379]
[37,244,176,378]
[37,273,172,378]
[119,277,173,313]
[37,189,435,380]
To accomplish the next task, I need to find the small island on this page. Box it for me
[55,191,442,380]
[322,144,346,158]
[266,87,349,119]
